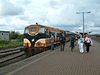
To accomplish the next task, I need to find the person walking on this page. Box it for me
[50,33,54,50]
[59,32,66,51]
[78,35,84,53]
[70,34,75,52]
[84,34,93,53]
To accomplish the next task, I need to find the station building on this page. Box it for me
[0,31,9,41]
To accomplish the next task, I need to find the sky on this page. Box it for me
[0,0,100,34]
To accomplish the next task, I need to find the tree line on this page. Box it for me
[9,31,23,41]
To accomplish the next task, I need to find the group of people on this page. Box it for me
[70,34,93,53]
[50,32,66,51]
[50,32,93,53]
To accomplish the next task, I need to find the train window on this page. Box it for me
[55,32,58,38]
[24,28,29,33]
[30,29,36,32]
[57,33,60,37]
[29,27,39,32]
[51,32,55,38]
[38,27,45,33]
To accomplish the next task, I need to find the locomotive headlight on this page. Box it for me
[32,39,35,42]
[41,43,45,47]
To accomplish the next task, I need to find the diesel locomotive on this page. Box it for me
[23,23,64,56]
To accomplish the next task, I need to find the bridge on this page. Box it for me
[0,40,100,75]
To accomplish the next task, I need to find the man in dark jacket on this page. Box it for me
[70,34,75,52]
[50,34,54,50]
[59,32,66,51]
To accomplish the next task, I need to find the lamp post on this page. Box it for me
[76,11,91,38]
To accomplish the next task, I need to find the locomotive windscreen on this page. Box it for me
[24,26,39,34]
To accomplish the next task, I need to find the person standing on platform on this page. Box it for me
[84,34,93,53]
[78,35,84,53]
[59,32,66,51]
[70,34,75,52]
[50,33,55,50]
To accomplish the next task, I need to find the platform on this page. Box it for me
[1,41,100,75]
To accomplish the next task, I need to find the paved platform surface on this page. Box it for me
[7,41,100,75]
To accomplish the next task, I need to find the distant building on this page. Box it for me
[0,31,9,41]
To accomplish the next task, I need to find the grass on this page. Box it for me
[0,40,23,49]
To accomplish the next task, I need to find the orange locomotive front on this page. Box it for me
[23,23,64,56]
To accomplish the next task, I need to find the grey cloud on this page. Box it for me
[19,16,29,20]
[0,0,100,34]
[0,24,9,27]
[95,25,100,27]
[53,25,80,27]
[48,0,60,9]
[14,0,31,5]
[0,0,24,16]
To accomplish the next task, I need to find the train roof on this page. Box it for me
[25,23,64,33]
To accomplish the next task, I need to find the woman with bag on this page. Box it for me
[84,34,93,53]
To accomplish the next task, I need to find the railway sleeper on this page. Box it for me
[0,51,25,65]
[0,50,23,58]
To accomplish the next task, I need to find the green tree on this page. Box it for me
[9,31,23,40]
[17,34,24,41]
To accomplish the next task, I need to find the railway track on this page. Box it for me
[0,45,60,67]
[0,47,26,67]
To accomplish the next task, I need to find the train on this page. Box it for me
[23,23,68,56]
